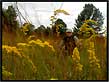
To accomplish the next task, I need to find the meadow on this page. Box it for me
[2,4,107,80]
[2,30,107,80]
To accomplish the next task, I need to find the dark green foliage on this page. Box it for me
[22,23,35,36]
[34,25,46,35]
[53,18,67,37]
[2,5,19,32]
[74,4,104,32]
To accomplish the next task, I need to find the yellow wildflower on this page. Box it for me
[44,41,55,52]
[89,60,95,64]
[96,63,101,69]
[89,42,95,49]
[95,59,100,62]
[34,39,45,47]
[76,64,83,72]
[44,41,50,46]
[87,40,101,71]
[36,42,45,48]
[2,45,22,58]
[36,39,42,43]
[78,67,82,72]
[28,39,43,47]
[77,63,83,72]
[72,55,76,61]
[73,47,79,55]
[72,47,80,61]
[17,43,28,46]
[48,45,55,52]
[27,35,36,41]
[12,47,21,57]
[50,78,58,80]
[84,19,97,25]
[28,40,36,45]
[2,45,11,53]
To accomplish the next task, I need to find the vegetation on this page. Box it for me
[74,4,104,33]
[2,4,107,80]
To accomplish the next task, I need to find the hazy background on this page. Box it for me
[2,2,107,29]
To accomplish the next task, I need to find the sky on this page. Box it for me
[2,2,107,29]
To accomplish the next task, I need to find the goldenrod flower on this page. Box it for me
[96,63,101,69]
[27,35,36,41]
[44,41,49,45]
[28,40,36,45]
[87,41,101,71]
[12,47,21,57]
[35,39,45,47]
[36,39,42,43]
[73,47,79,55]
[77,63,83,72]
[2,45,22,58]
[84,19,97,25]
[17,43,28,46]
[2,45,11,53]
[44,41,55,52]
[89,60,95,64]
[72,47,83,73]
[72,47,80,61]
[88,42,95,49]
[50,78,58,80]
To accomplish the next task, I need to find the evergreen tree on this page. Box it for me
[2,5,19,32]
[74,4,104,32]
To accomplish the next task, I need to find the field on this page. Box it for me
[2,3,107,80]
[2,30,107,80]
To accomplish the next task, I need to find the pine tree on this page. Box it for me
[74,4,104,32]
[2,5,19,32]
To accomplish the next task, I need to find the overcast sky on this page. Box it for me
[2,2,107,29]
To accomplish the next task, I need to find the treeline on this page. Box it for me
[2,4,106,41]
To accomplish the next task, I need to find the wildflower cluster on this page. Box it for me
[27,35,36,41]
[87,42,100,69]
[50,78,58,80]
[54,9,70,15]
[79,19,96,38]
[44,41,55,52]
[21,23,30,35]
[2,44,37,80]
[2,45,21,58]
[72,47,83,72]
[84,19,97,25]
[28,39,55,52]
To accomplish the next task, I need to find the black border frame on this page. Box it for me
[1,1,108,82]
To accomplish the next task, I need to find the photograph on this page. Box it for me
[2,2,107,80]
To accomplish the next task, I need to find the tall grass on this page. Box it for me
[2,33,107,80]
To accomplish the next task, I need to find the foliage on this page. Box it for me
[2,4,106,80]
[72,47,83,80]
[78,19,96,39]
[2,5,19,32]
[2,35,107,80]
[2,66,13,80]
[74,4,104,33]
[2,45,37,80]
[21,23,35,35]
[54,9,70,15]
[53,18,67,37]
